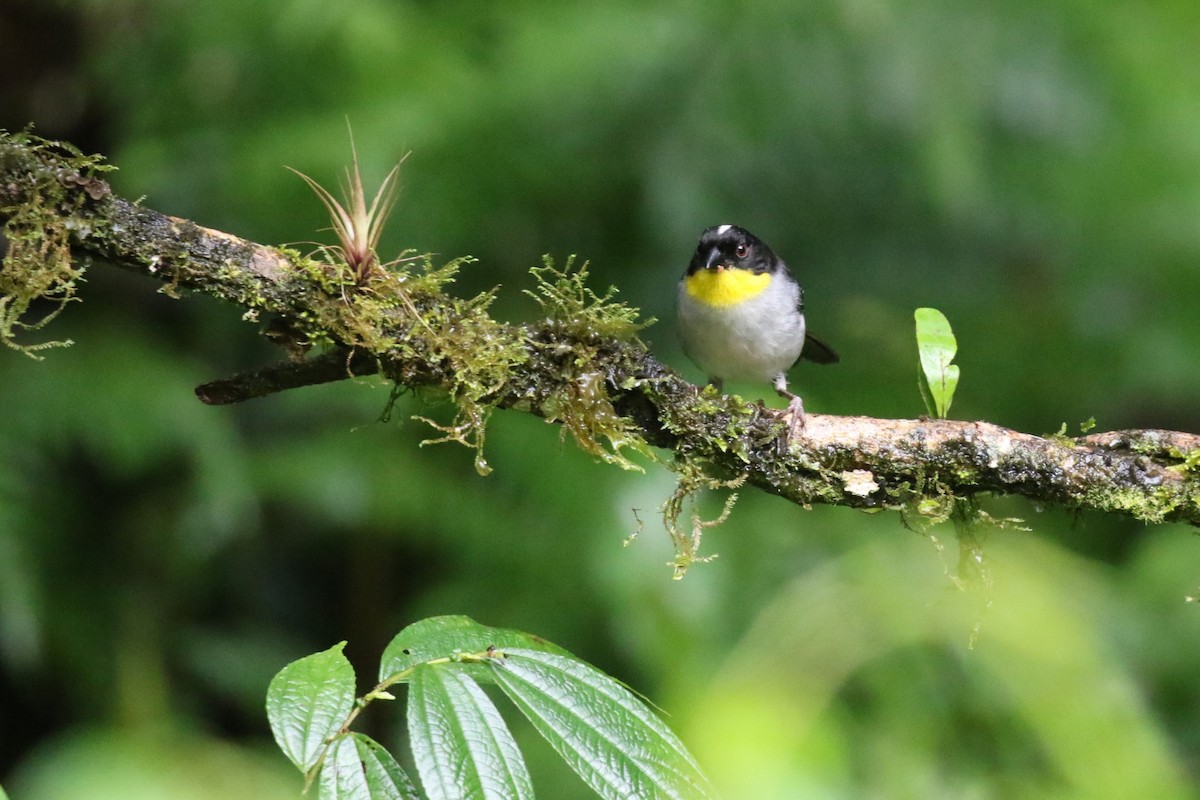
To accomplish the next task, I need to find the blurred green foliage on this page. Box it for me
[3,0,1200,797]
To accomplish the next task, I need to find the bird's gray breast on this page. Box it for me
[677,278,806,383]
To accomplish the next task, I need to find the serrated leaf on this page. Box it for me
[490,649,716,800]
[267,641,356,772]
[915,307,960,418]
[379,615,567,682]
[318,734,422,800]
[408,664,534,800]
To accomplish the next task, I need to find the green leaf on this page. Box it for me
[490,649,716,800]
[318,733,422,800]
[0,781,8,800]
[408,664,534,800]
[915,307,960,418]
[267,641,356,772]
[379,615,567,681]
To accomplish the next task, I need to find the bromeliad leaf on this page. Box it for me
[266,641,356,772]
[407,664,533,800]
[286,130,404,283]
[915,307,960,418]
[489,648,716,800]
[318,734,422,800]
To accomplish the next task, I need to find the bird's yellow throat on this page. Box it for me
[685,268,771,307]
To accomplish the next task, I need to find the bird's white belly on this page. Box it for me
[677,285,806,383]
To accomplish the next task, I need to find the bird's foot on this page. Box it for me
[770,376,806,447]
[780,393,806,443]
[760,394,806,452]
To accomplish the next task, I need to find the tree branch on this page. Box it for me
[3,131,1199,532]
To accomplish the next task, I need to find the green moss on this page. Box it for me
[654,384,754,446]
[412,285,529,477]
[525,254,653,341]
[221,231,531,476]
[896,464,1004,539]
[660,459,743,578]
[0,132,114,357]
[1085,484,1179,524]
[524,255,656,471]
[283,249,530,476]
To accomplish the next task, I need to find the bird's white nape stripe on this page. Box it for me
[715,224,732,235]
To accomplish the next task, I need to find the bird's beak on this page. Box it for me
[705,247,724,271]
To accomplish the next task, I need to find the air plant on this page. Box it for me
[287,135,407,285]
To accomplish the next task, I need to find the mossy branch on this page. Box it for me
[4,131,1200,548]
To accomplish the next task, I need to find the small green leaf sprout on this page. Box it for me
[915,307,960,418]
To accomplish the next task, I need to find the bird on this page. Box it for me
[676,224,838,439]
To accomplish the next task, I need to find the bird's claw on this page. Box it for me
[781,394,806,445]
[761,394,806,452]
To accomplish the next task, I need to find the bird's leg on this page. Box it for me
[773,374,806,440]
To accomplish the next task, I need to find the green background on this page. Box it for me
[3,1,1200,797]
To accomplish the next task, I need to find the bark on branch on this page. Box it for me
[3,132,1199,531]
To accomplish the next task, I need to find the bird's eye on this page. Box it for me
[734,243,749,258]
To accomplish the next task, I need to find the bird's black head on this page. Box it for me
[686,224,778,276]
